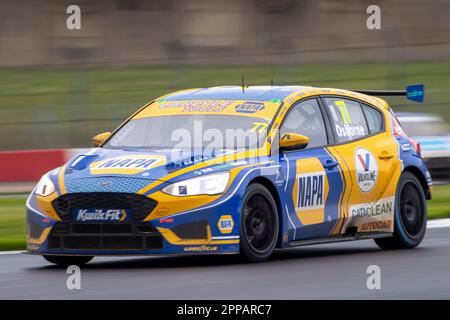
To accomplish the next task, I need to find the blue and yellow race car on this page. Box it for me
[26,85,432,265]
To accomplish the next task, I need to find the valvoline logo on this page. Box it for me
[355,147,378,193]
[235,101,265,113]
[74,209,128,222]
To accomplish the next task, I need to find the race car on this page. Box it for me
[26,84,432,265]
[396,112,450,180]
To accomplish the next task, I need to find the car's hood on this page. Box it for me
[60,147,247,194]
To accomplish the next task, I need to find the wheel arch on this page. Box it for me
[403,165,431,200]
[248,176,284,247]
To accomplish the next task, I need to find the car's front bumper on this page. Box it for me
[26,190,242,256]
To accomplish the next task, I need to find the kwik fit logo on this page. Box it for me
[75,209,127,222]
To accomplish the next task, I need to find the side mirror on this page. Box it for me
[280,133,310,151]
[92,132,111,147]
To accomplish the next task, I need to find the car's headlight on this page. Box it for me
[162,172,230,196]
[35,173,56,197]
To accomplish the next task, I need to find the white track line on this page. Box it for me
[0,219,449,256]
[427,218,450,229]
[0,250,23,255]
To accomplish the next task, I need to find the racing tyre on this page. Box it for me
[43,255,93,266]
[374,172,427,249]
[240,183,279,262]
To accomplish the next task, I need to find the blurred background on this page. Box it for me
[1,0,450,150]
[1,0,450,248]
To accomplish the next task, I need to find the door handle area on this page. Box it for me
[379,151,394,160]
[323,160,339,169]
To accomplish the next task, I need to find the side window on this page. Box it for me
[324,97,369,143]
[361,104,383,134]
[280,99,327,149]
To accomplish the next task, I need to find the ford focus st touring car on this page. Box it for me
[26,85,431,265]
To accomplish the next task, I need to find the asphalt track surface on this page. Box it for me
[1,225,450,299]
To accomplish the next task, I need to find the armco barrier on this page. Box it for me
[0,149,85,182]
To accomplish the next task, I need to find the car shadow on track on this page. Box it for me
[33,241,398,270]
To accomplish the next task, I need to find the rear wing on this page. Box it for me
[352,84,424,103]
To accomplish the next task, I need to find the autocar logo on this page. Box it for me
[355,147,378,193]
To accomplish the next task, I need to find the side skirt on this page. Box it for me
[286,232,393,248]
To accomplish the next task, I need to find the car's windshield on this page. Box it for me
[104,115,270,150]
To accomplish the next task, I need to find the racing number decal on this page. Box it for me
[335,100,352,125]
[251,122,269,133]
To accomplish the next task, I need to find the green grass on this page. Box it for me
[1,185,449,250]
[0,197,26,250]
[1,61,450,150]
[428,185,450,219]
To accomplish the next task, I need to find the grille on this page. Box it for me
[28,219,45,239]
[172,220,209,239]
[64,177,155,193]
[48,222,163,251]
[52,193,157,221]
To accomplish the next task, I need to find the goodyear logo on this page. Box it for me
[74,209,128,222]
[235,102,265,113]
[296,172,325,210]
[217,215,234,234]
[90,155,166,175]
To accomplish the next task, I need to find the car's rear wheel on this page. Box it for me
[43,255,93,266]
[239,183,279,262]
[374,172,427,249]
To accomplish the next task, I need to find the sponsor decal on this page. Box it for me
[98,158,156,169]
[217,215,234,234]
[90,155,166,174]
[183,245,219,252]
[159,217,174,223]
[235,101,265,113]
[296,172,325,211]
[159,100,233,112]
[74,209,128,222]
[401,143,411,152]
[360,220,392,231]
[292,158,329,225]
[193,160,247,175]
[178,185,187,195]
[345,197,395,232]
[355,147,378,193]
[351,200,393,219]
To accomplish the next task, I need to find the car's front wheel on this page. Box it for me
[43,255,93,266]
[239,183,279,262]
[375,172,427,249]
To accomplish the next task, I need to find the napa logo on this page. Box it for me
[235,101,265,114]
[90,155,166,175]
[355,147,378,193]
[74,209,128,222]
[296,172,326,211]
[217,215,234,234]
